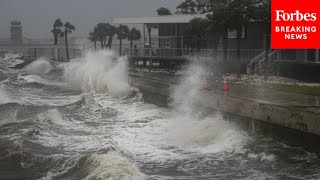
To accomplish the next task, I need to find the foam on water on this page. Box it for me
[168,64,249,153]
[247,152,276,161]
[42,153,145,180]
[24,58,52,75]
[167,114,248,154]
[17,74,66,87]
[112,63,249,171]
[2,52,320,179]
[81,153,145,180]
[36,109,68,126]
[63,50,132,97]
[0,87,10,105]
[1,54,24,67]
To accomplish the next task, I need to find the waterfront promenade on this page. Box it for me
[129,69,320,141]
[129,69,320,108]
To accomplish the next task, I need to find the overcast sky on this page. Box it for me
[0,0,182,38]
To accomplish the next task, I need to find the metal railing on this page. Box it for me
[27,48,82,60]
[254,50,280,75]
[123,48,263,62]
[0,46,81,60]
[246,51,266,74]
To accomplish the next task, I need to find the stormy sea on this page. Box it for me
[1,50,320,180]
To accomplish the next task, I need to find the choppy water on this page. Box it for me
[1,51,320,180]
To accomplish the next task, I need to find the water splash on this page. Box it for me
[62,50,132,97]
[24,58,53,75]
[168,63,249,153]
[0,87,11,105]
[81,153,145,180]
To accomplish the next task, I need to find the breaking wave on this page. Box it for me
[24,58,53,75]
[43,153,145,180]
[0,51,319,180]
[79,153,145,180]
[0,87,11,105]
[168,64,249,153]
[63,50,133,97]
[0,54,24,68]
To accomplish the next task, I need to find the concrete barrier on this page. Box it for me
[129,73,320,137]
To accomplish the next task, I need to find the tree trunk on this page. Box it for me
[222,30,228,62]
[100,40,104,49]
[94,41,97,50]
[148,28,152,69]
[103,36,107,48]
[65,30,70,62]
[54,45,58,60]
[130,39,133,55]
[107,35,113,48]
[236,27,242,62]
[212,35,220,58]
[148,28,152,48]
[197,37,201,51]
[119,38,122,56]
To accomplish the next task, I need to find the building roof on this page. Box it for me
[113,14,207,24]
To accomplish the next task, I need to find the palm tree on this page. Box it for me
[89,30,98,50]
[63,22,75,61]
[94,23,108,49]
[146,24,157,49]
[51,18,63,60]
[157,7,172,15]
[105,24,117,48]
[94,23,117,49]
[117,25,129,55]
[127,28,141,55]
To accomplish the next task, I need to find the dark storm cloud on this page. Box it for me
[0,0,182,38]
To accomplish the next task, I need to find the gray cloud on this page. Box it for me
[0,0,182,38]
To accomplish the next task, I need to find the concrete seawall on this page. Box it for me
[128,72,320,138]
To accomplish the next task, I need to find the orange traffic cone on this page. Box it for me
[223,77,228,91]
[202,79,208,91]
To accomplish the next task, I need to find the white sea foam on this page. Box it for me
[167,114,248,154]
[1,54,24,67]
[247,152,276,161]
[24,58,53,75]
[17,74,50,84]
[82,153,145,180]
[63,50,132,97]
[36,109,68,126]
[167,63,249,153]
[2,54,21,61]
[17,74,66,87]
[0,87,11,105]
[112,64,249,168]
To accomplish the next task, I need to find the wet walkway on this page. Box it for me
[222,84,320,108]
[129,69,320,108]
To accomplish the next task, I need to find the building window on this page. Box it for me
[177,24,182,36]
[166,24,171,36]
[159,38,171,48]
[160,24,168,36]
[171,24,176,36]
[159,24,164,36]
[228,26,246,39]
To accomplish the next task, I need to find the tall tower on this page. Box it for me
[10,21,23,44]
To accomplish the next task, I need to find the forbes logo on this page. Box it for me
[275,10,317,22]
